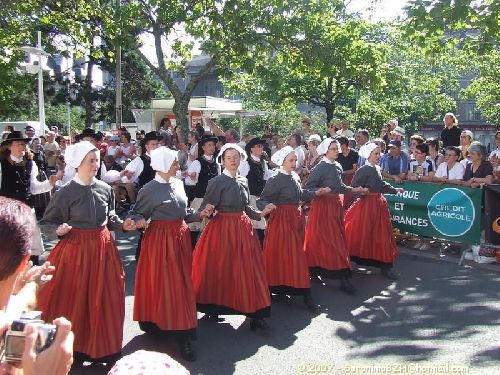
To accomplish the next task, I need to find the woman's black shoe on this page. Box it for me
[303,295,318,311]
[206,314,224,322]
[339,277,357,295]
[381,268,399,280]
[177,339,196,362]
[250,318,270,332]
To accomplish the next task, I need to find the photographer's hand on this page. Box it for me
[13,261,55,295]
[22,317,74,375]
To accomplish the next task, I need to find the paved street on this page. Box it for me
[47,231,500,375]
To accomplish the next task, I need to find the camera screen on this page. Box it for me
[5,335,25,358]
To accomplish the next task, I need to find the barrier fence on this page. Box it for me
[383,180,483,244]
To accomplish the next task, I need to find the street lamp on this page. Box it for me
[19,31,50,136]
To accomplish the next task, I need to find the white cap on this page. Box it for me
[66,141,98,169]
[150,146,178,173]
[271,146,295,166]
[462,130,474,140]
[359,142,378,159]
[317,138,337,155]
[307,134,322,143]
[216,143,247,165]
[107,350,189,375]
[392,126,405,136]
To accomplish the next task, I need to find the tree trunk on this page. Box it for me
[84,39,96,129]
[173,95,190,132]
[325,105,334,124]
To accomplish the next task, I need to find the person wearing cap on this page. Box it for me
[37,141,136,365]
[238,137,271,245]
[390,126,410,154]
[459,129,473,166]
[127,147,212,361]
[380,140,409,184]
[381,120,397,146]
[440,112,462,148]
[337,119,354,138]
[407,143,435,182]
[24,125,36,141]
[185,135,220,243]
[301,117,313,138]
[106,134,121,157]
[62,128,108,183]
[304,138,367,294]
[44,131,60,173]
[326,119,340,138]
[257,146,329,310]
[191,143,274,331]
[0,131,62,264]
[345,143,403,280]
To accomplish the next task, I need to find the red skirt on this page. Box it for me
[134,220,197,332]
[304,194,351,278]
[263,205,310,295]
[191,212,271,318]
[345,193,398,268]
[37,227,125,360]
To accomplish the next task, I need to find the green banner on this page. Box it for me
[383,180,482,244]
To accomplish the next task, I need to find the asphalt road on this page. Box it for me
[42,231,500,375]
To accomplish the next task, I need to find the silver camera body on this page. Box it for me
[4,311,56,364]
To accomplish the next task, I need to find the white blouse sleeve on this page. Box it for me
[29,162,52,195]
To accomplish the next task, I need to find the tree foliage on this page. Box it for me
[461,49,500,124]
[403,0,499,54]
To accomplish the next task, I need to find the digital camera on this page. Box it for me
[3,311,56,364]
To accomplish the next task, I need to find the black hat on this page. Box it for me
[245,137,266,154]
[81,128,102,141]
[199,134,218,146]
[1,131,30,146]
[140,131,161,147]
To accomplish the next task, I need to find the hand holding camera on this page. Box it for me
[2,312,73,375]
[22,317,74,375]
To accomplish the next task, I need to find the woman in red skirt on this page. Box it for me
[38,141,136,365]
[191,143,275,331]
[345,143,403,280]
[304,138,367,294]
[257,146,330,310]
[127,147,212,361]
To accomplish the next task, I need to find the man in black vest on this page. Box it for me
[239,137,270,245]
[0,131,61,264]
[186,135,220,246]
[118,131,161,260]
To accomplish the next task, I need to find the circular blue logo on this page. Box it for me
[427,188,475,237]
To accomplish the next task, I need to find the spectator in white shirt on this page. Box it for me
[433,146,465,184]
[336,119,354,138]
[287,133,305,174]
